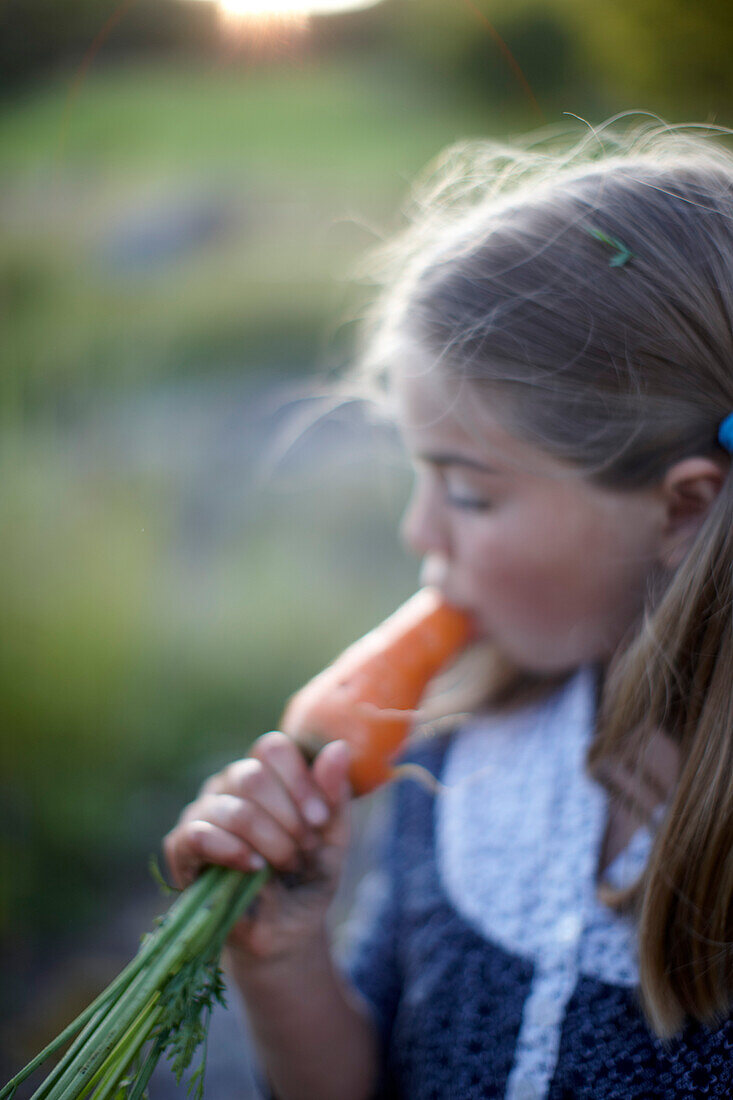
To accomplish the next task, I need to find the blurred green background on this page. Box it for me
[2,0,733,1076]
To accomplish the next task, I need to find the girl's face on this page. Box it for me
[396,368,666,674]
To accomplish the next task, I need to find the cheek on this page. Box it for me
[471,525,583,626]
[465,504,648,661]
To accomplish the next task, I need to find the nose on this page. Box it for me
[399,475,451,560]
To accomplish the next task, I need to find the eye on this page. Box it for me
[441,471,493,512]
[409,462,495,512]
[445,492,493,512]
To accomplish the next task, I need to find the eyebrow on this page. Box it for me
[416,451,501,474]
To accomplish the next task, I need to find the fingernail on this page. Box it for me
[249,853,266,870]
[303,797,329,827]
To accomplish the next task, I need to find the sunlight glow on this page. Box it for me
[187,0,386,50]
[211,0,384,19]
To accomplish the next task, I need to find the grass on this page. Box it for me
[0,55,495,402]
[0,55,492,178]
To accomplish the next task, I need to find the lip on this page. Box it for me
[425,583,477,624]
[418,567,479,629]
[441,593,484,638]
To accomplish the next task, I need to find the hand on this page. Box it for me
[163,732,352,961]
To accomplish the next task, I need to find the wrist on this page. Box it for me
[224,926,332,989]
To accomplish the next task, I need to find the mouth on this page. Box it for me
[446,597,485,640]
[428,586,479,630]
[417,567,480,632]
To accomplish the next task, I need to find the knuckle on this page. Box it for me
[179,797,207,826]
[228,758,261,792]
[195,792,220,819]
[230,799,255,837]
[199,773,224,797]
[187,819,212,853]
[252,729,291,762]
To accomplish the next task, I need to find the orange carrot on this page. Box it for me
[0,591,474,1099]
[280,587,475,794]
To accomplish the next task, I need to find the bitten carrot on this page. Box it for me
[280,587,475,794]
[0,590,474,1100]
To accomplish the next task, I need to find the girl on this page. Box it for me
[163,121,733,1098]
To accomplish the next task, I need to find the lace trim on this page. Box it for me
[436,665,656,1099]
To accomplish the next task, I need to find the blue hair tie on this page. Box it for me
[718,412,733,454]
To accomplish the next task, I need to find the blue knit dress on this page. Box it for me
[337,665,733,1099]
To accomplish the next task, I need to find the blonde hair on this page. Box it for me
[344,117,733,1037]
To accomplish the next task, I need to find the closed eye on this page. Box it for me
[410,460,496,512]
[445,493,493,512]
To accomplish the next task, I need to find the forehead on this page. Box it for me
[393,364,562,480]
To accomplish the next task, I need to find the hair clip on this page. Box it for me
[586,226,634,268]
[718,412,733,454]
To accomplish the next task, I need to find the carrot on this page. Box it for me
[280,586,475,794]
[0,589,474,1100]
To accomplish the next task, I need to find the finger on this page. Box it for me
[250,730,333,831]
[187,794,305,872]
[200,758,317,849]
[163,820,263,889]
[310,741,352,854]
[312,740,352,808]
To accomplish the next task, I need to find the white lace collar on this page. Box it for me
[436,664,657,1100]
[437,664,606,959]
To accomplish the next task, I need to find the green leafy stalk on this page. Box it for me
[80,997,161,1100]
[1,867,227,1100]
[45,905,218,1100]
[123,1038,166,1100]
[28,1005,111,1100]
[3,864,270,1100]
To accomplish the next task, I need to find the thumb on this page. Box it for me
[310,740,352,860]
[312,739,352,809]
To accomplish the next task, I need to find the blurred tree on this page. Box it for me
[566,0,733,120]
[405,0,733,121]
[0,0,219,92]
[313,0,604,123]
[316,0,733,125]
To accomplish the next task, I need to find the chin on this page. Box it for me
[493,640,587,677]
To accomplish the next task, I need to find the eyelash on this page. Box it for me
[445,493,493,512]
[411,467,493,512]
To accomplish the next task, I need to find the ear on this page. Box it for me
[656,456,729,570]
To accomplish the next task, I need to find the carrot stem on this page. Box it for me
[35,866,267,1100]
[80,997,161,1100]
[2,866,226,1100]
